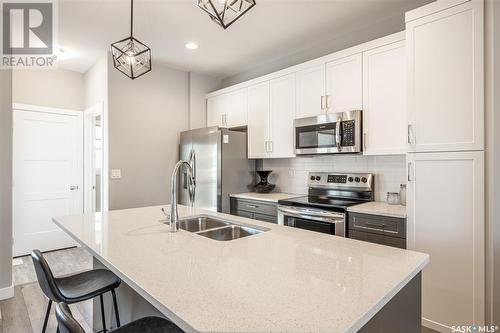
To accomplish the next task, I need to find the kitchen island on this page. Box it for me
[53,204,429,333]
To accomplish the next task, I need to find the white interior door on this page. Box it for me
[13,107,83,257]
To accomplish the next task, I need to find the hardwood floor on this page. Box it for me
[1,247,93,333]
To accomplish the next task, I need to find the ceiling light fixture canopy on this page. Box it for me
[197,0,256,29]
[111,0,151,80]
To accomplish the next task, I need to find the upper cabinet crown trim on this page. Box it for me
[405,0,471,22]
[206,31,405,98]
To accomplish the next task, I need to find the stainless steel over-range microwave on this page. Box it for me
[294,110,362,155]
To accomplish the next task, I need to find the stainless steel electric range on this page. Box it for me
[277,172,374,236]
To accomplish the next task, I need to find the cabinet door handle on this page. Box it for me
[247,204,259,209]
[363,133,367,150]
[365,222,386,229]
[321,96,325,110]
[407,124,415,144]
[326,94,331,109]
[269,141,273,153]
[407,162,414,182]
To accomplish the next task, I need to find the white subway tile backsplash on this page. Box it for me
[260,155,406,201]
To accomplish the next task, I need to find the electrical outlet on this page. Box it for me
[111,169,121,179]
[288,168,296,177]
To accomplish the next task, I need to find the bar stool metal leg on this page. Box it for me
[42,299,53,333]
[111,289,121,327]
[100,294,106,333]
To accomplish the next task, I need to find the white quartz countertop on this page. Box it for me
[229,192,302,203]
[348,202,407,218]
[53,205,427,333]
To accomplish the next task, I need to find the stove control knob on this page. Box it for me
[310,176,315,181]
[354,177,361,183]
[348,177,354,182]
[315,176,321,181]
[361,177,367,183]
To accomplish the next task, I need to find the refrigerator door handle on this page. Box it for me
[188,149,196,205]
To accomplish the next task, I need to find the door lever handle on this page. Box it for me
[69,185,79,191]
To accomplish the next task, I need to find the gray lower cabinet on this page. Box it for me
[230,197,277,224]
[348,212,406,249]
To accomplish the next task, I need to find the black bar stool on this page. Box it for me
[31,249,122,333]
[56,302,184,333]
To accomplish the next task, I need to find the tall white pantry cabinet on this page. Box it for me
[406,0,485,332]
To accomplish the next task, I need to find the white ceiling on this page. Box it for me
[58,0,431,78]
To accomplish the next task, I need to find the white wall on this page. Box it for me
[221,15,408,87]
[84,54,108,109]
[261,155,406,202]
[107,55,190,210]
[0,68,13,299]
[12,69,84,110]
[188,72,221,130]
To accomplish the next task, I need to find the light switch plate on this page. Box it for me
[111,169,121,179]
[223,134,229,144]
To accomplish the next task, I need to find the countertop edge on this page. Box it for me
[346,255,430,333]
[52,218,198,333]
[229,192,302,203]
[347,204,407,219]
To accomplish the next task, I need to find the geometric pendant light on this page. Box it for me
[111,0,152,80]
[197,0,256,30]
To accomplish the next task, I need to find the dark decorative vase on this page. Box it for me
[254,170,276,193]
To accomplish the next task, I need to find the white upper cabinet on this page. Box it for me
[207,96,224,127]
[406,0,484,152]
[269,74,296,158]
[225,89,248,128]
[363,41,406,155]
[296,65,326,119]
[247,75,296,159]
[207,89,248,128]
[325,53,362,113]
[247,82,270,159]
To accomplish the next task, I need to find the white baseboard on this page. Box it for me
[422,317,450,332]
[0,284,14,300]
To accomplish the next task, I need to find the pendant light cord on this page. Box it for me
[130,0,134,37]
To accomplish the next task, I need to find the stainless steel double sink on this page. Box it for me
[177,215,267,241]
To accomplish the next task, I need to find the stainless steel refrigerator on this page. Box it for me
[179,127,255,213]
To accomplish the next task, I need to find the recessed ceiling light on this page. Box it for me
[185,42,199,50]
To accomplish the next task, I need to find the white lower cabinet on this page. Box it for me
[407,151,484,331]
[363,41,406,155]
[247,74,296,159]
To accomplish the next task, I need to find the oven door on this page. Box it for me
[294,111,362,155]
[278,206,345,236]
